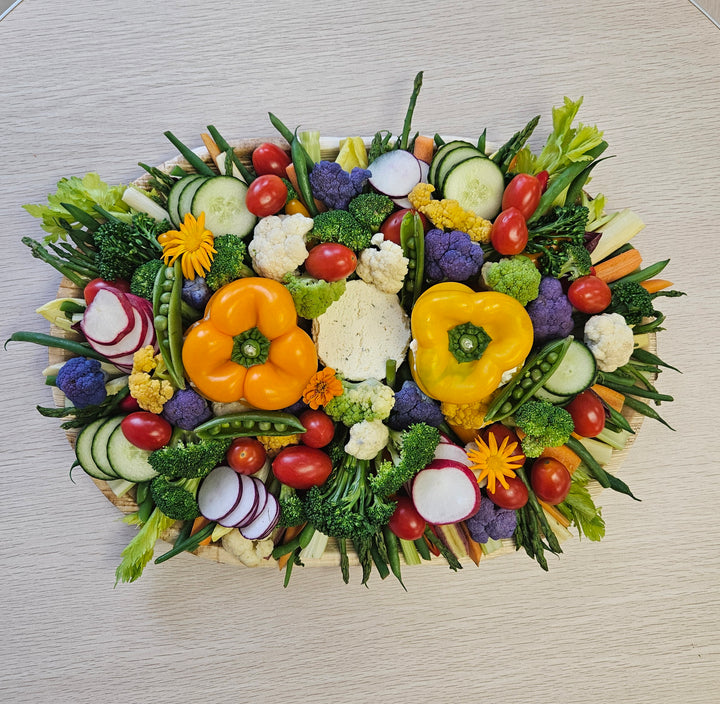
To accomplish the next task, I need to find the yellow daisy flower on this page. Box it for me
[467,432,526,493]
[158,211,216,280]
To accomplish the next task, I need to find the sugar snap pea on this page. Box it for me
[195,410,307,440]
[291,133,318,216]
[399,210,425,311]
[152,260,186,389]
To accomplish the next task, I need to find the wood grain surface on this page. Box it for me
[2,2,719,703]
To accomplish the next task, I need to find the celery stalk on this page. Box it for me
[590,209,645,264]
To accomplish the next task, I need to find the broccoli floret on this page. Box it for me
[543,242,592,281]
[309,160,371,210]
[525,276,574,343]
[149,475,201,521]
[311,209,373,251]
[605,280,656,326]
[482,255,542,306]
[93,213,169,282]
[281,178,299,204]
[278,484,306,527]
[324,377,395,427]
[283,273,346,319]
[526,205,589,260]
[161,387,212,430]
[347,192,395,233]
[369,422,441,498]
[148,430,230,479]
[55,356,107,408]
[424,228,484,282]
[465,496,517,542]
[514,399,575,457]
[205,234,255,291]
[386,380,444,431]
[130,258,163,300]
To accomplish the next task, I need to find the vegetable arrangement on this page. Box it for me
[9,72,684,586]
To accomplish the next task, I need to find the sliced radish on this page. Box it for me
[198,466,242,521]
[392,159,430,206]
[433,442,473,468]
[411,459,481,525]
[239,492,279,540]
[368,150,422,198]
[90,307,148,358]
[81,288,134,345]
[236,477,269,528]
[218,474,259,527]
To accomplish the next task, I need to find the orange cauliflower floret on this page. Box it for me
[128,345,174,414]
[257,434,301,458]
[441,398,490,431]
[408,183,492,243]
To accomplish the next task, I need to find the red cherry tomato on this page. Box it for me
[83,278,131,304]
[245,174,288,217]
[530,457,571,505]
[272,446,333,490]
[120,411,172,451]
[502,173,542,220]
[379,208,429,245]
[565,390,606,438]
[118,394,141,412]
[299,409,335,448]
[304,243,357,282]
[567,275,612,314]
[226,437,267,475]
[535,170,550,192]
[388,495,427,541]
[487,475,529,510]
[251,143,292,178]
[491,207,528,255]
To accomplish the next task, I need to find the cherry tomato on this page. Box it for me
[120,411,172,451]
[251,143,292,178]
[118,394,141,412]
[487,475,529,510]
[272,446,333,490]
[83,278,131,304]
[567,275,612,314]
[388,495,427,541]
[245,174,288,217]
[299,409,335,448]
[379,208,429,245]
[226,437,267,475]
[491,207,528,255]
[304,243,357,282]
[502,173,542,219]
[565,390,606,438]
[530,457,571,505]
[285,198,310,217]
[535,170,550,192]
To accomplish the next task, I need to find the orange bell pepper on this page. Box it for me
[182,277,318,409]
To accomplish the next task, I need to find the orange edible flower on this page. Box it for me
[466,433,525,493]
[302,367,343,409]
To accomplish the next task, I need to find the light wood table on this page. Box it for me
[2,1,718,702]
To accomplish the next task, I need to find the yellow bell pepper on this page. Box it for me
[409,282,534,405]
[182,278,318,410]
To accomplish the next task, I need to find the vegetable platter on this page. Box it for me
[10,71,684,588]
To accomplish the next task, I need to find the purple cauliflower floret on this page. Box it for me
[423,229,484,282]
[465,496,517,543]
[526,276,574,343]
[309,161,371,210]
[161,387,212,430]
[56,357,107,408]
[182,276,212,310]
[387,380,444,431]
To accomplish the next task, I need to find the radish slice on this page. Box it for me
[239,493,279,540]
[218,474,259,527]
[433,442,473,467]
[81,288,134,345]
[89,307,148,358]
[392,160,429,207]
[412,459,481,525]
[236,477,268,528]
[368,150,422,198]
[198,466,242,521]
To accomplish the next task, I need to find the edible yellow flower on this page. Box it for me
[158,211,216,280]
[466,433,525,493]
[128,345,174,414]
[408,183,492,243]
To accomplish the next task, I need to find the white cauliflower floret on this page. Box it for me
[356,232,409,294]
[221,528,274,567]
[344,419,390,460]
[248,213,313,280]
[584,312,634,372]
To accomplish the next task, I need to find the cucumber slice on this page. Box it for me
[428,140,474,186]
[167,175,205,227]
[191,175,256,238]
[442,156,505,220]
[106,425,159,482]
[91,415,124,478]
[436,147,485,195]
[75,418,117,481]
[543,340,597,396]
[534,386,573,405]
[177,176,209,223]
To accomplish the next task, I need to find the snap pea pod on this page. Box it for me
[620,394,675,431]
[291,132,318,216]
[152,260,186,389]
[484,336,573,424]
[382,526,406,590]
[399,210,425,311]
[195,410,307,440]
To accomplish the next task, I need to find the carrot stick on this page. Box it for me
[459,522,483,566]
[413,135,435,164]
[276,524,306,570]
[538,499,571,528]
[200,133,221,159]
[190,516,212,546]
[539,444,582,475]
[640,279,673,294]
[593,248,643,283]
[285,164,325,213]
[591,383,625,413]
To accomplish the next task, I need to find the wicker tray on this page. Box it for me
[47,138,653,570]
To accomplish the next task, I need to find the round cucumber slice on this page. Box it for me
[442,156,505,220]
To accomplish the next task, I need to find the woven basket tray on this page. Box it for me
[48,138,652,570]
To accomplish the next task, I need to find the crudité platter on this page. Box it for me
[10,72,683,587]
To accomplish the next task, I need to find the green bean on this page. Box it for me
[382,526,406,590]
[291,133,318,216]
[154,521,216,564]
[268,113,314,170]
[370,542,390,580]
[195,410,306,440]
[621,394,675,430]
[135,481,149,506]
[597,375,673,402]
[136,492,155,524]
[609,259,669,287]
[631,348,681,373]
[604,403,635,434]
[564,156,613,206]
[163,130,216,177]
[271,522,316,560]
[152,261,186,389]
[206,125,256,183]
[5,331,110,362]
[414,536,432,561]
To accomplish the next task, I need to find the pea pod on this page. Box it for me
[399,210,425,311]
[291,132,318,216]
[195,410,307,440]
[484,336,573,423]
[152,260,186,389]
[382,526,405,590]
